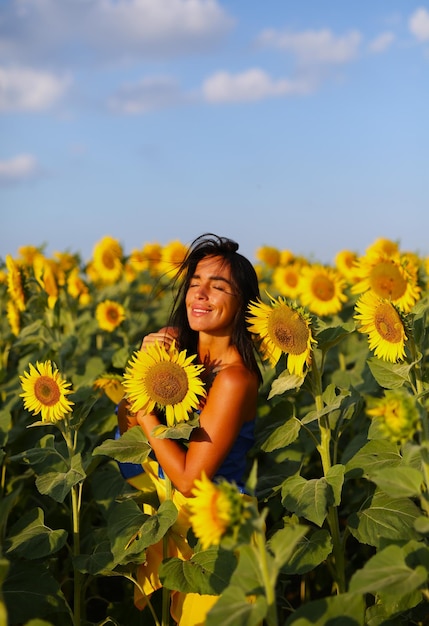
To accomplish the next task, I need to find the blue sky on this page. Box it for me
[1,0,428,265]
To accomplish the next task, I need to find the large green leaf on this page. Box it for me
[3,561,69,624]
[281,529,333,575]
[159,547,237,594]
[282,475,334,527]
[108,499,178,565]
[5,507,68,559]
[369,465,423,498]
[205,586,267,626]
[349,541,428,598]
[35,452,86,502]
[284,592,365,625]
[345,439,402,479]
[348,490,421,547]
[93,426,150,464]
[268,524,308,569]
[260,416,301,452]
[367,358,412,389]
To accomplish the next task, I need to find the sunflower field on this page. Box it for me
[1,235,429,626]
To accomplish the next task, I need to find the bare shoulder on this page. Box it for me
[212,362,258,392]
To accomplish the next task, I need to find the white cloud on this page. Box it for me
[368,32,395,54]
[108,76,184,114]
[0,66,71,112]
[257,28,361,66]
[409,7,429,41]
[202,68,314,103]
[0,0,233,65]
[0,154,39,183]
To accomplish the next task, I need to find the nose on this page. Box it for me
[194,284,208,299]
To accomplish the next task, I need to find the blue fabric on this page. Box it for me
[214,420,255,492]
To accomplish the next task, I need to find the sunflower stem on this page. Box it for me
[312,355,346,594]
[161,476,173,626]
[255,524,278,626]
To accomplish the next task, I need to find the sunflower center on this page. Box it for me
[285,271,298,287]
[370,261,407,300]
[102,251,116,270]
[374,303,403,344]
[107,306,119,322]
[312,275,335,302]
[145,361,189,406]
[34,376,61,407]
[268,307,309,355]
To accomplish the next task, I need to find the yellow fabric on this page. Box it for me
[128,460,218,624]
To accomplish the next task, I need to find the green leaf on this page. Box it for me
[325,464,345,506]
[159,546,237,594]
[152,415,200,440]
[370,466,423,498]
[348,490,421,548]
[74,539,115,575]
[315,321,355,352]
[2,561,69,624]
[301,387,350,425]
[261,416,301,452]
[349,541,428,598]
[282,475,334,527]
[205,586,267,626]
[367,358,412,389]
[281,529,333,575]
[5,508,68,559]
[93,427,150,464]
[268,524,308,569]
[284,592,365,625]
[108,499,178,565]
[35,453,86,503]
[268,371,305,399]
[345,439,402,478]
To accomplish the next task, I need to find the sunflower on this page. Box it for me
[6,254,26,312]
[33,255,59,309]
[366,390,419,443]
[158,240,189,279]
[354,291,407,362]
[6,300,20,336]
[90,236,123,284]
[334,249,359,284]
[272,261,303,300]
[93,374,125,404]
[122,341,206,427]
[247,296,315,376]
[20,361,74,423]
[96,300,126,332]
[351,252,421,313]
[365,237,399,258]
[256,245,281,269]
[67,267,90,304]
[299,264,347,317]
[188,473,244,549]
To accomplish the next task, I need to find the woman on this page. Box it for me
[117,233,262,623]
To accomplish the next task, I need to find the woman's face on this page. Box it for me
[185,255,240,336]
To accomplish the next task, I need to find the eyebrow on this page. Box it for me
[191,273,233,286]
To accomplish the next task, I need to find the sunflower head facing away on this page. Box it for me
[366,389,419,443]
[123,341,206,427]
[354,290,407,362]
[93,374,125,404]
[20,360,74,423]
[188,473,245,550]
[247,295,315,376]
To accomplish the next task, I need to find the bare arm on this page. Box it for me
[136,365,258,496]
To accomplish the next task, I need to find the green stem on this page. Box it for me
[71,483,82,626]
[161,477,173,626]
[312,355,346,593]
[255,526,278,626]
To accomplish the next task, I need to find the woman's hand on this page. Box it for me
[140,326,178,352]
